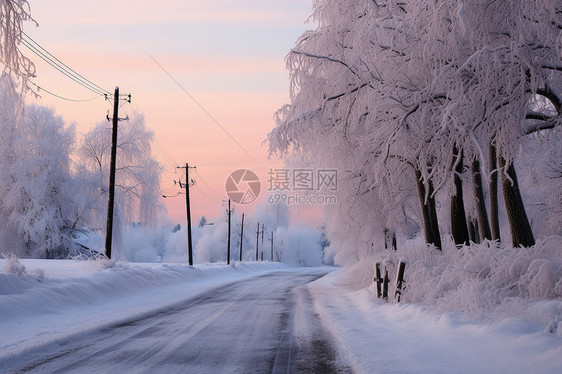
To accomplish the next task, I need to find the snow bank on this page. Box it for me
[362,236,562,336]
[0,273,27,295]
[308,270,562,374]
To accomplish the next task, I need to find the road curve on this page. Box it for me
[10,268,351,374]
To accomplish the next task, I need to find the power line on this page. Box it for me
[154,145,178,171]
[116,123,180,199]
[161,182,178,193]
[194,169,223,201]
[161,168,178,183]
[153,136,179,168]
[29,81,103,102]
[147,53,256,162]
[22,32,110,95]
[194,183,221,205]
[135,137,179,189]
[21,32,109,96]
[21,37,106,96]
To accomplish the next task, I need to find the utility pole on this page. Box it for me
[227,199,232,265]
[178,163,196,266]
[255,222,259,261]
[261,224,265,261]
[239,213,245,262]
[104,86,131,259]
[270,231,274,262]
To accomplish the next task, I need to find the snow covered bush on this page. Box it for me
[118,223,186,263]
[271,224,324,266]
[360,236,562,334]
[2,252,26,276]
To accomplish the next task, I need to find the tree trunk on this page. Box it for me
[450,147,469,246]
[427,181,442,249]
[489,144,501,241]
[468,217,481,243]
[498,156,535,247]
[415,168,441,249]
[415,168,433,245]
[471,159,492,241]
[468,218,477,243]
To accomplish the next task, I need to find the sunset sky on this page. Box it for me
[23,1,314,223]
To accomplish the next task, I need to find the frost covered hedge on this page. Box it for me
[363,236,562,335]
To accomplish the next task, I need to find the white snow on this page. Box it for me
[1,258,561,373]
[309,270,562,374]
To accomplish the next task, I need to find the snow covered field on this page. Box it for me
[1,258,561,373]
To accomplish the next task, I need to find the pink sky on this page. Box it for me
[24,1,313,223]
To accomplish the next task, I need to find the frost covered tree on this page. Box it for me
[269,0,562,261]
[198,216,208,228]
[6,105,77,258]
[0,75,79,258]
[0,73,24,254]
[76,110,164,243]
[0,0,36,90]
[416,0,562,247]
[269,0,446,257]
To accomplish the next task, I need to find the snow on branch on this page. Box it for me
[0,0,37,90]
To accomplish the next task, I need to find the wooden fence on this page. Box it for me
[374,260,406,302]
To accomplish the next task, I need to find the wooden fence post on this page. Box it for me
[394,261,406,302]
[374,262,382,298]
[382,266,389,301]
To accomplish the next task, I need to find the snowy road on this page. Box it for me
[6,268,350,374]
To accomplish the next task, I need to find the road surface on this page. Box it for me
[8,268,351,373]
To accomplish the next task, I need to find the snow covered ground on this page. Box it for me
[309,271,562,374]
[1,258,561,373]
